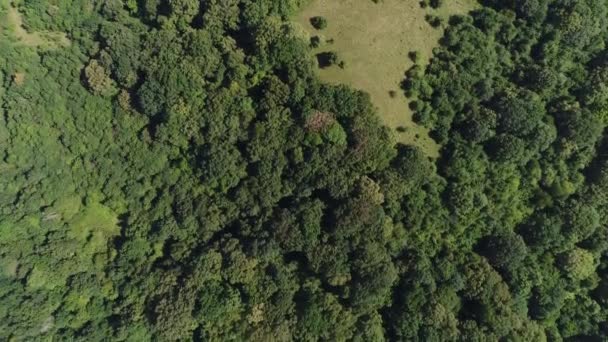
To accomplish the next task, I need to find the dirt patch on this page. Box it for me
[12,72,25,86]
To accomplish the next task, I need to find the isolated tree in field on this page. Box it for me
[430,0,444,9]
[316,51,339,68]
[310,16,328,30]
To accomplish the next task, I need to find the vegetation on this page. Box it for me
[310,16,328,30]
[0,0,607,340]
[401,0,608,338]
[430,0,444,9]
[3,1,70,48]
[310,35,322,48]
[297,0,476,156]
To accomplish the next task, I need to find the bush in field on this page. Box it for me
[316,51,339,68]
[430,0,444,9]
[310,16,328,30]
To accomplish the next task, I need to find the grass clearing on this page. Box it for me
[1,0,70,48]
[296,0,476,156]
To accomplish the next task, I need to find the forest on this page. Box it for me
[0,0,607,340]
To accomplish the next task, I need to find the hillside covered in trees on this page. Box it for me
[1,0,607,340]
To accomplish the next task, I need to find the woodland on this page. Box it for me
[0,0,607,340]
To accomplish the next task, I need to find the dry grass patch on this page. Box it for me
[12,72,25,86]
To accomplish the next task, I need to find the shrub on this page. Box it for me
[316,52,339,68]
[430,0,444,9]
[310,16,328,30]
[425,14,443,28]
[310,36,322,48]
[408,51,421,63]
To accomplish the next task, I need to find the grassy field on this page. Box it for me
[1,0,70,48]
[296,0,476,156]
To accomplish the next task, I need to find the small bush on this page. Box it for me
[409,101,420,111]
[316,51,339,68]
[310,16,328,30]
[425,14,443,28]
[408,51,421,63]
[430,0,443,9]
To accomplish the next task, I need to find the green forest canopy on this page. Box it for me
[0,0,607,340]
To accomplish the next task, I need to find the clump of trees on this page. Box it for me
[403,0,608,339]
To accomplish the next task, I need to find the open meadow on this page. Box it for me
[296,0,475,156]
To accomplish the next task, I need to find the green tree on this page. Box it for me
[559,248,596,280]
[310,16,328,30]
[478,233,528,270]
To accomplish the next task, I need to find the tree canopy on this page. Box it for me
[0,0,607,340]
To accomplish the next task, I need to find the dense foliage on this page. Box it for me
[0,0,606,340]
